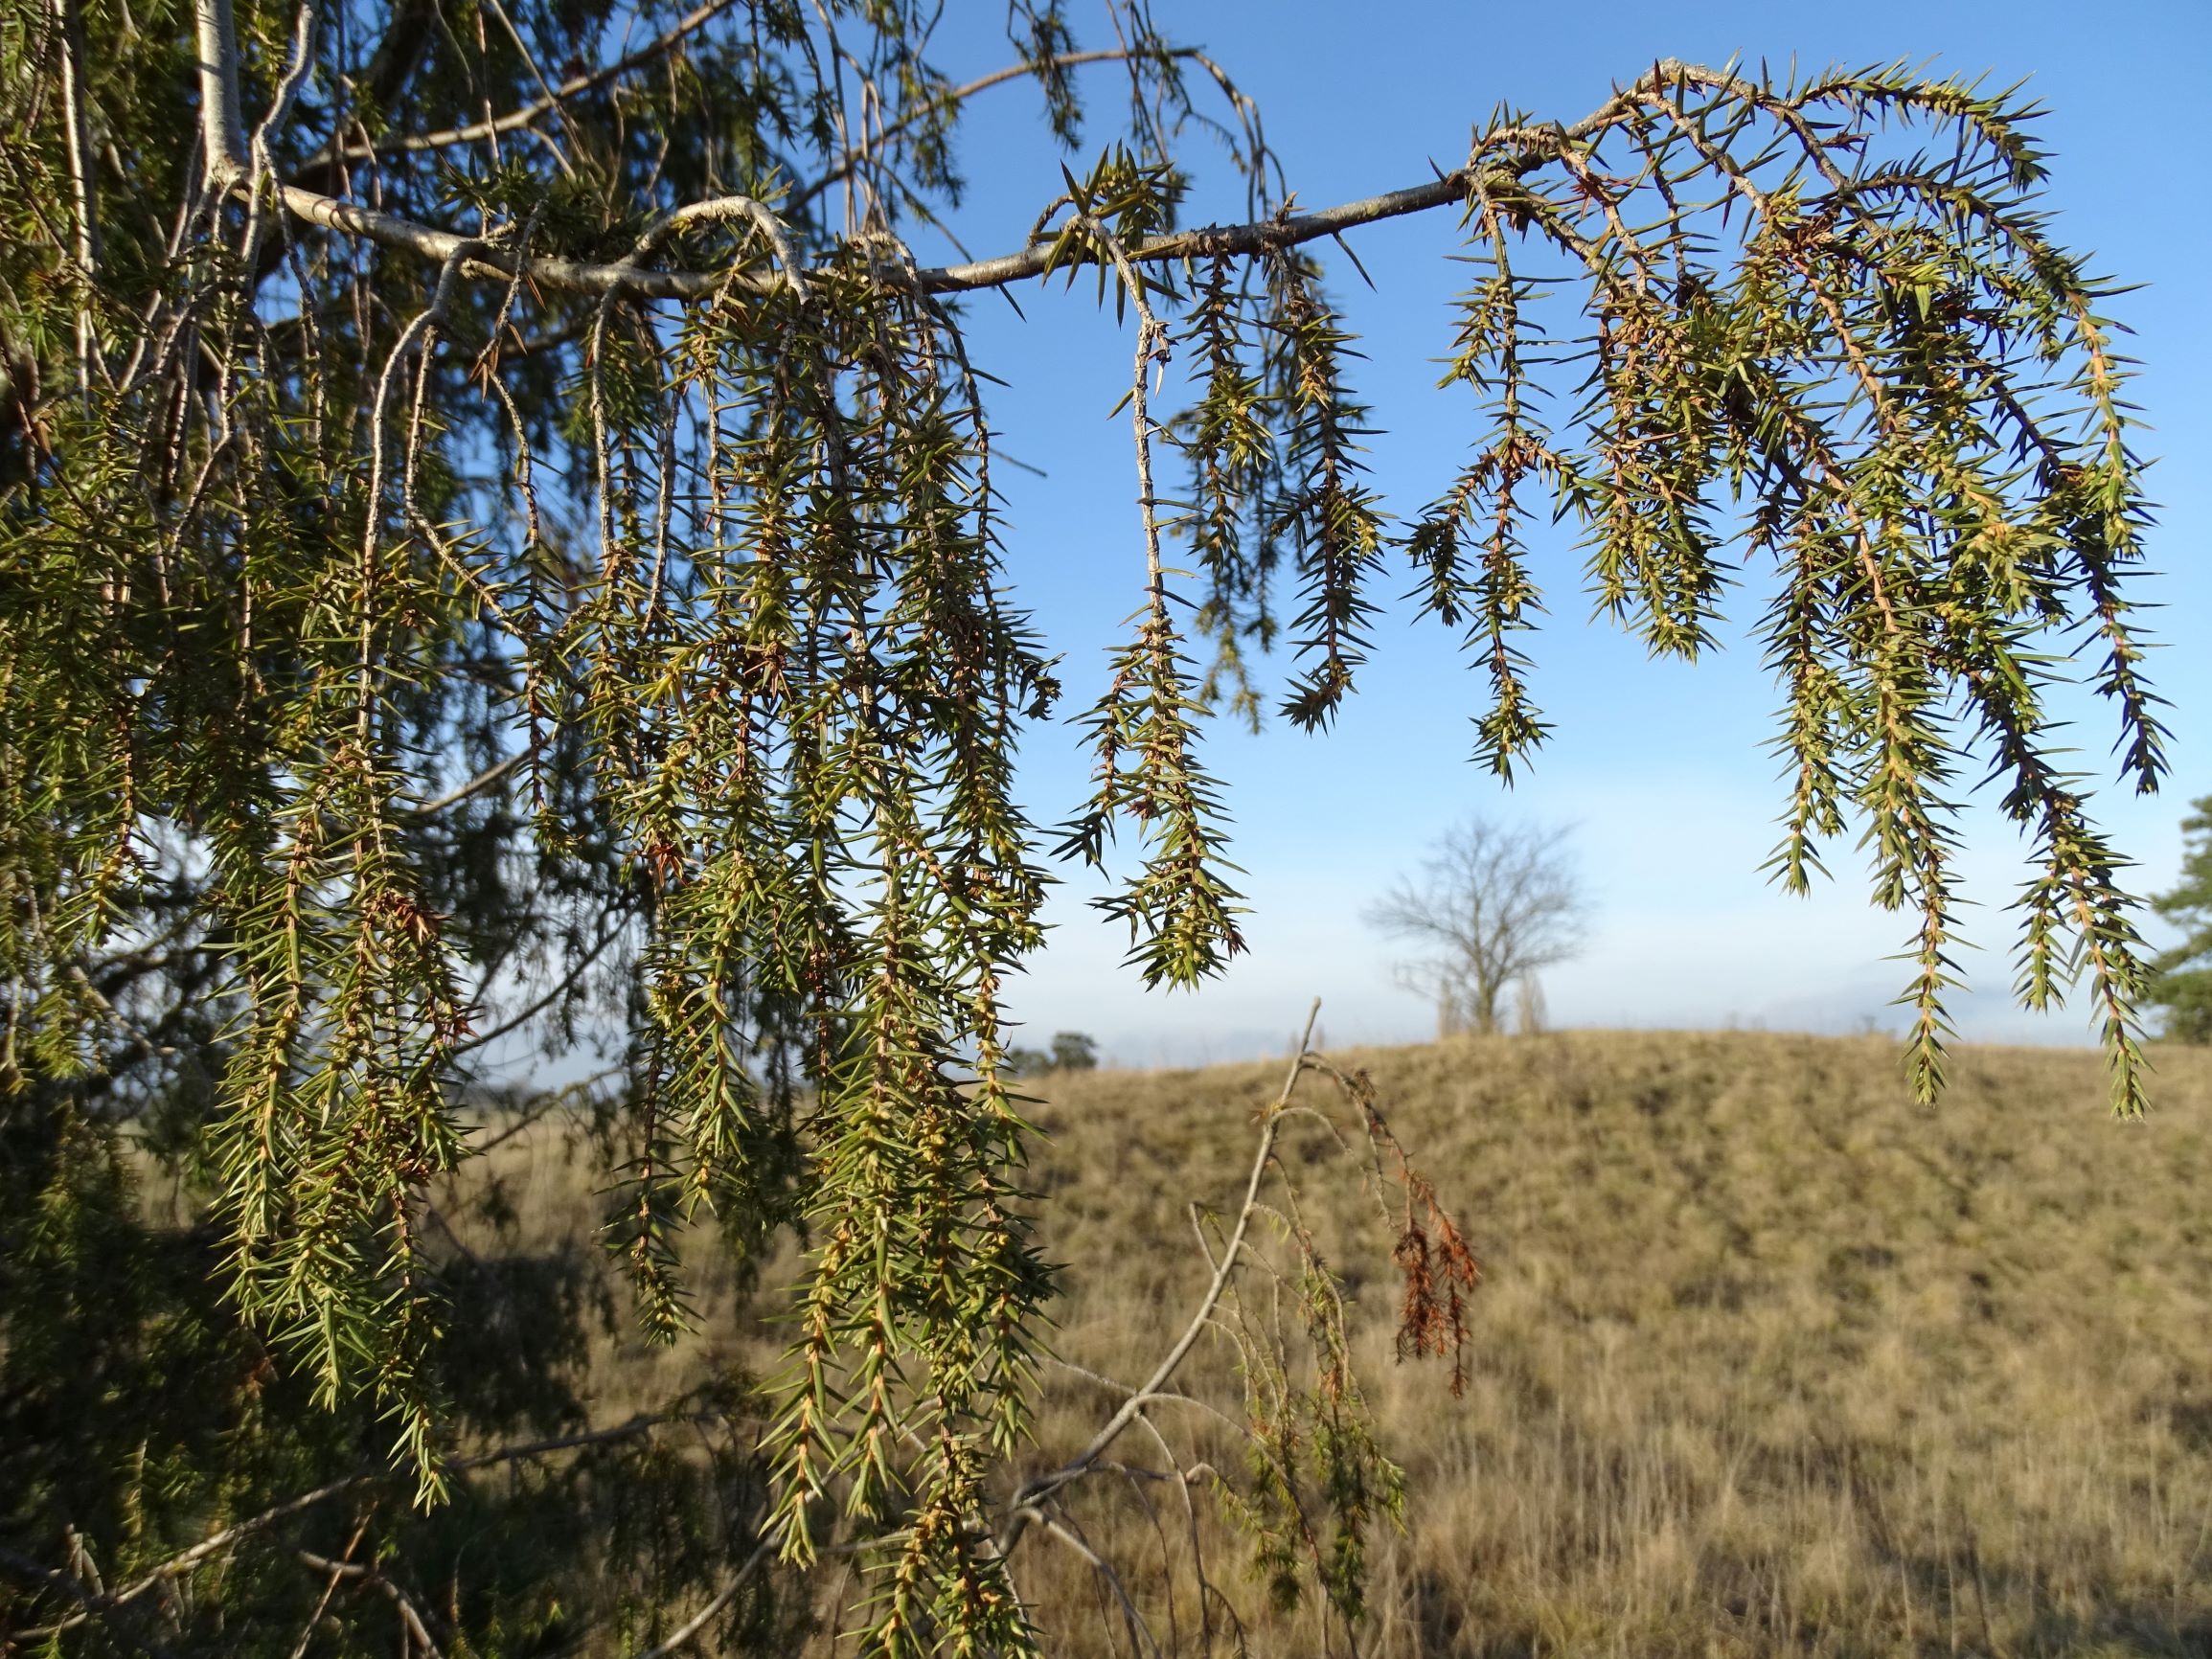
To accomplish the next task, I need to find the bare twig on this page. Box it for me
[1002,1000,1321,1548]
[405,753,524,819]
[1035,1511,1163,1659]
[467,1066,619,1155]
[450,903,631,1059]
[239,1,318,269]
[50,0,101,392]
[285,1513,372,1659]
[294,1550,445,1657]
[1042,1354,1249,1441]
[42,1415,672,1629]
[0,1547,177,1659]
[338,0,745,161]
[787,46,1209,212]
[629,1534,776,1659]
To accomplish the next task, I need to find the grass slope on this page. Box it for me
[1015,1030,2212,1658]
[458,1030,2212,1656]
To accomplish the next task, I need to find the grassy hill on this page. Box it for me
[461,1030,2212,1657]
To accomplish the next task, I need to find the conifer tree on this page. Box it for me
[0,2,2169,1651]
[2149,795,2212,1043]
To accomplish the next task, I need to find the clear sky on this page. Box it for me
[897,1,2211,1067]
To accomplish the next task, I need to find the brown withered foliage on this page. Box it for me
[1318,1060,1484,1396]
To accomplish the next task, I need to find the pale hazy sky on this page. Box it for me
[901,1,2210,1066]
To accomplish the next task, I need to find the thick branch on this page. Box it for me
[270,160,1468,299]
[193,0,249,186]
[254,62,1707,300]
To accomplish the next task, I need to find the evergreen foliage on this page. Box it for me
[0,1,2172,1651]
[2148,794,2212,1044]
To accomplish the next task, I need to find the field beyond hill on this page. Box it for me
[467,1030,2212,1657]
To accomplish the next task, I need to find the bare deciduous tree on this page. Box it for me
[1369,819,1589,1037]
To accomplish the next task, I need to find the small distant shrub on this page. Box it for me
[1006,1033,1102,1078]
[2150,793,2212,1043]
[1051,1032,1101,1073]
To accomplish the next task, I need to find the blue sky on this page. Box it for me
[898,1,2210,1066]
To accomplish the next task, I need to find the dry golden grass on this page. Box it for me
[457,1031,2212,1657]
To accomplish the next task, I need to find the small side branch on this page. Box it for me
[630,1534,776,1659]
[404,753,523,819]
[342,0,747,160]
[32,1416,671,1630]
[1001,999,1321,1547]
[293,1551,445,1657]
